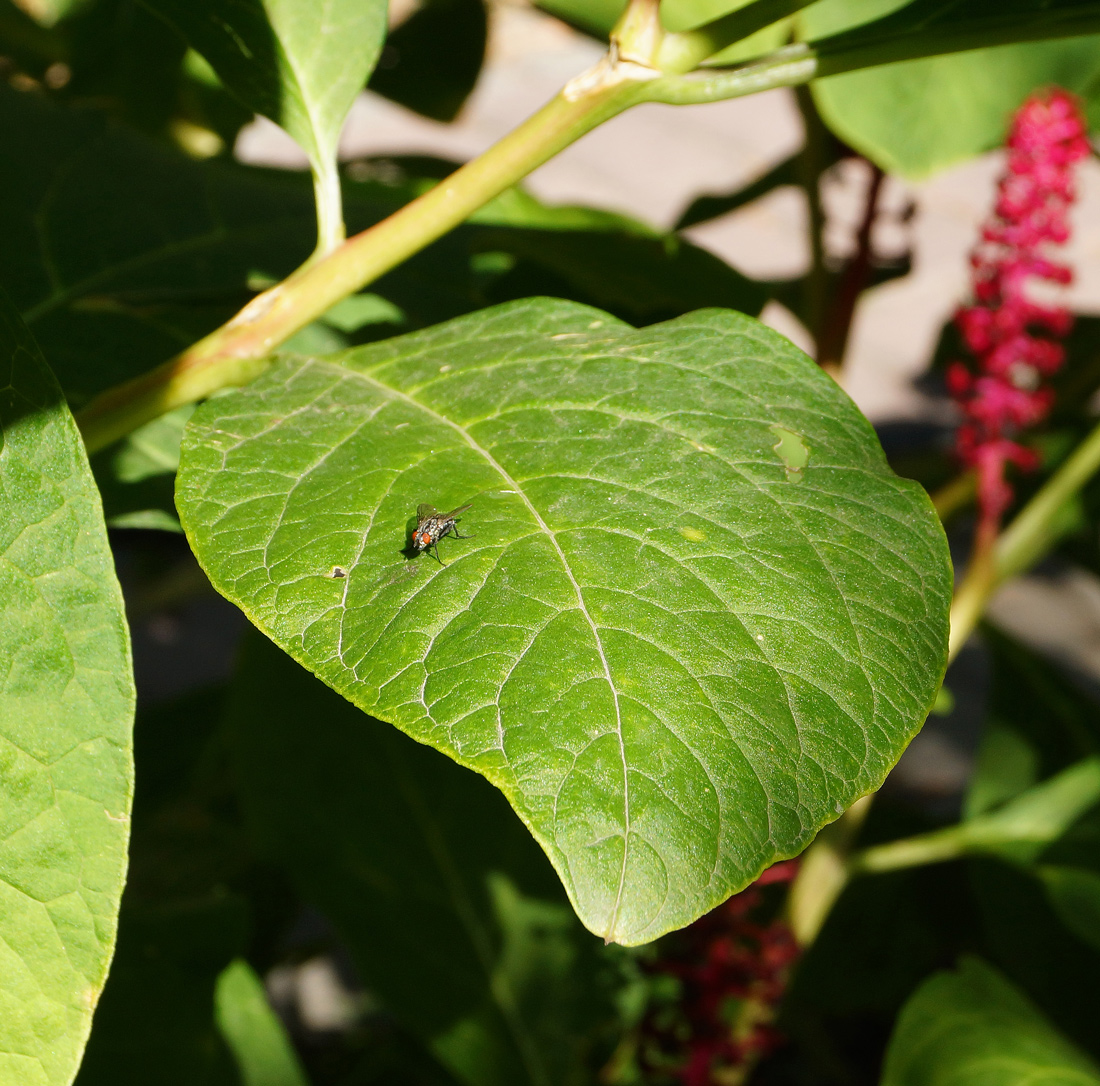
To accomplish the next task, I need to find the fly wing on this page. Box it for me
[441,504,472,520]
[416,504,438,525]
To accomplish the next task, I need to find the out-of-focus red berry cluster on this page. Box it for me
[640,861,800,1085]
[948,89,1089,526]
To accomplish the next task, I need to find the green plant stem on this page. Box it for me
[656,0,818,73]
[76,9,1100,452]
[611,0,662,66]
[851,756,1100,874]
[312,155,347,256]
[76,45,832,454]
[996,418,1100,579]
[75,68,656,453]
[945,415,1100,660]
[947,514,998,665]
[786,795,872,946]
[849,825,971,874]
[931,470,975,522]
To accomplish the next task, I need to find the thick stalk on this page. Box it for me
[947,415,1100,658]
[931,470,975,522]
[785,795,871,946]
[657,0,820,73]
[611,0,662,66]
[76,71,653,453]
[996,417,1100,579]
[947,515,998,665]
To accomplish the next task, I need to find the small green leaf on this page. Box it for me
[74,896,247,1086]
[139,0,386,168]
[178,298,951,944]
[228,631,620,1085]
[139,0,388,249]
[882,957,1100,1086]
[215,959,309,1086]
[0,291,135,1086]
[963,628,1100,820]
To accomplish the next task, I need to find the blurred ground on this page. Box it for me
[230,0,1100,797]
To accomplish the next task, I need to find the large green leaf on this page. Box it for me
[0,292,135,1085]
[881,957,1100,1086]
[177,297,951,944]
[228,631,621,1086]
[137,0,387,185]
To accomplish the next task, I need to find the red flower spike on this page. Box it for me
[639,862,802,1084]
[950,88,1088,530]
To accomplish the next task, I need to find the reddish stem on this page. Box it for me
[816,162,884,369]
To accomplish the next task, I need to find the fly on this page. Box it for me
[411,503,471,565]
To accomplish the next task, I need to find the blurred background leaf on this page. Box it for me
[881,956,1100,1086]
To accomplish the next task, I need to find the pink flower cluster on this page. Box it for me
[641,861,800,1085]
[947,89,1089,526]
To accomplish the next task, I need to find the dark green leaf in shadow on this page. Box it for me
[73,895,247,1086]
[477,229,767,324]
[811,0,1100,75]
[227,631,622,1086]
[63,0,187,139]
[370,0,487,123]
[971,858,1100,1059]
[881,956,1100,1086]
[0,84,318,404]
[1040,866,1100,955]
[0,289,135,1086]
[965,627,1100,820]
[92,406,193,532]
[178,298,951,944]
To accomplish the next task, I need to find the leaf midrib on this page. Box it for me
[353,367,633,941]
